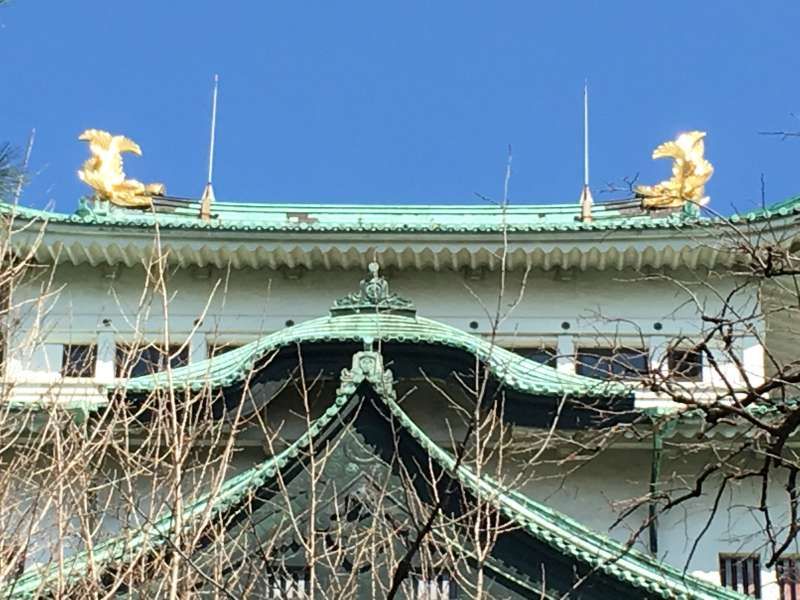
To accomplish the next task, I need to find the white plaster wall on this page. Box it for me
[8,263,760,388]
[10,446,268,568]
[519,447,791,599]
[3,261,774,595]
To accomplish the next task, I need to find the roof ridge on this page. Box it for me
[2,383,357,598]
[8,350,740,599]
[375,364,745,600]
[0,198,704,235]
[4,196,800,239]
[121,313,629,400]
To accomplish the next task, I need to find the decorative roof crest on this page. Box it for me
[336,350,396,401]
[635,130,713,210]
[77,129,165,209]
[330,262,416,317]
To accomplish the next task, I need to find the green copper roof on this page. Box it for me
[3,376,350,599]
[3,193,799,236]
[2,197,675,233]
[379,367,743,600]
[6,351,743,599]
[731,194,800,223]
[0,197,743,235]
[122,312,629,399]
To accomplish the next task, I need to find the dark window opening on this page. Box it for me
[266,566,310,598]
[720,554,761,598]
[413,572,458,599]
[61,344,97,378]
[777,557,800,600]
[514,346,558,368]
[115,344,189,378]
[575,347,649,380]
[668,348,703,381]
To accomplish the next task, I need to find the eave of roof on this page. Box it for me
[6,353,743,600]
[121,312,630,399]
[5,193,800,232]
[2,381,340,599]
[4,196,798,271]
[4,197,691,233]
[383,378,744,600]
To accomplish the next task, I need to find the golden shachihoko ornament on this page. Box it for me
[77,129,165,208]
[636,131,713,209]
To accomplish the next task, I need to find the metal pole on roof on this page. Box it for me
[207,73,219,185]
[583,80,589,188]
[200,74,219,221]
[579,81,594,222]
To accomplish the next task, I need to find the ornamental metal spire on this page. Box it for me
[579,81,594,223]
[200,74,219,221]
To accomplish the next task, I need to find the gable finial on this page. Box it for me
[337,349,396,401]
[200,74,220,221]
[579,80,594,223]
[330,261,416,317]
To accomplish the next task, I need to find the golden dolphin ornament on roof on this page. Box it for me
[635,131,713,209]
[77,129,165,208]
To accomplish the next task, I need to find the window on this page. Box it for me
[414,573,457,599]
[61,344,97,378]
[514,346,558,367]
[115,344,189,378]
[777,557,800,600]
[266,566,309,598]
[575,347,649,380]
[719,554,761,598]
[668,348,703,381]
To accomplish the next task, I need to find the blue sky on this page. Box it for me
[2,2,799,213]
